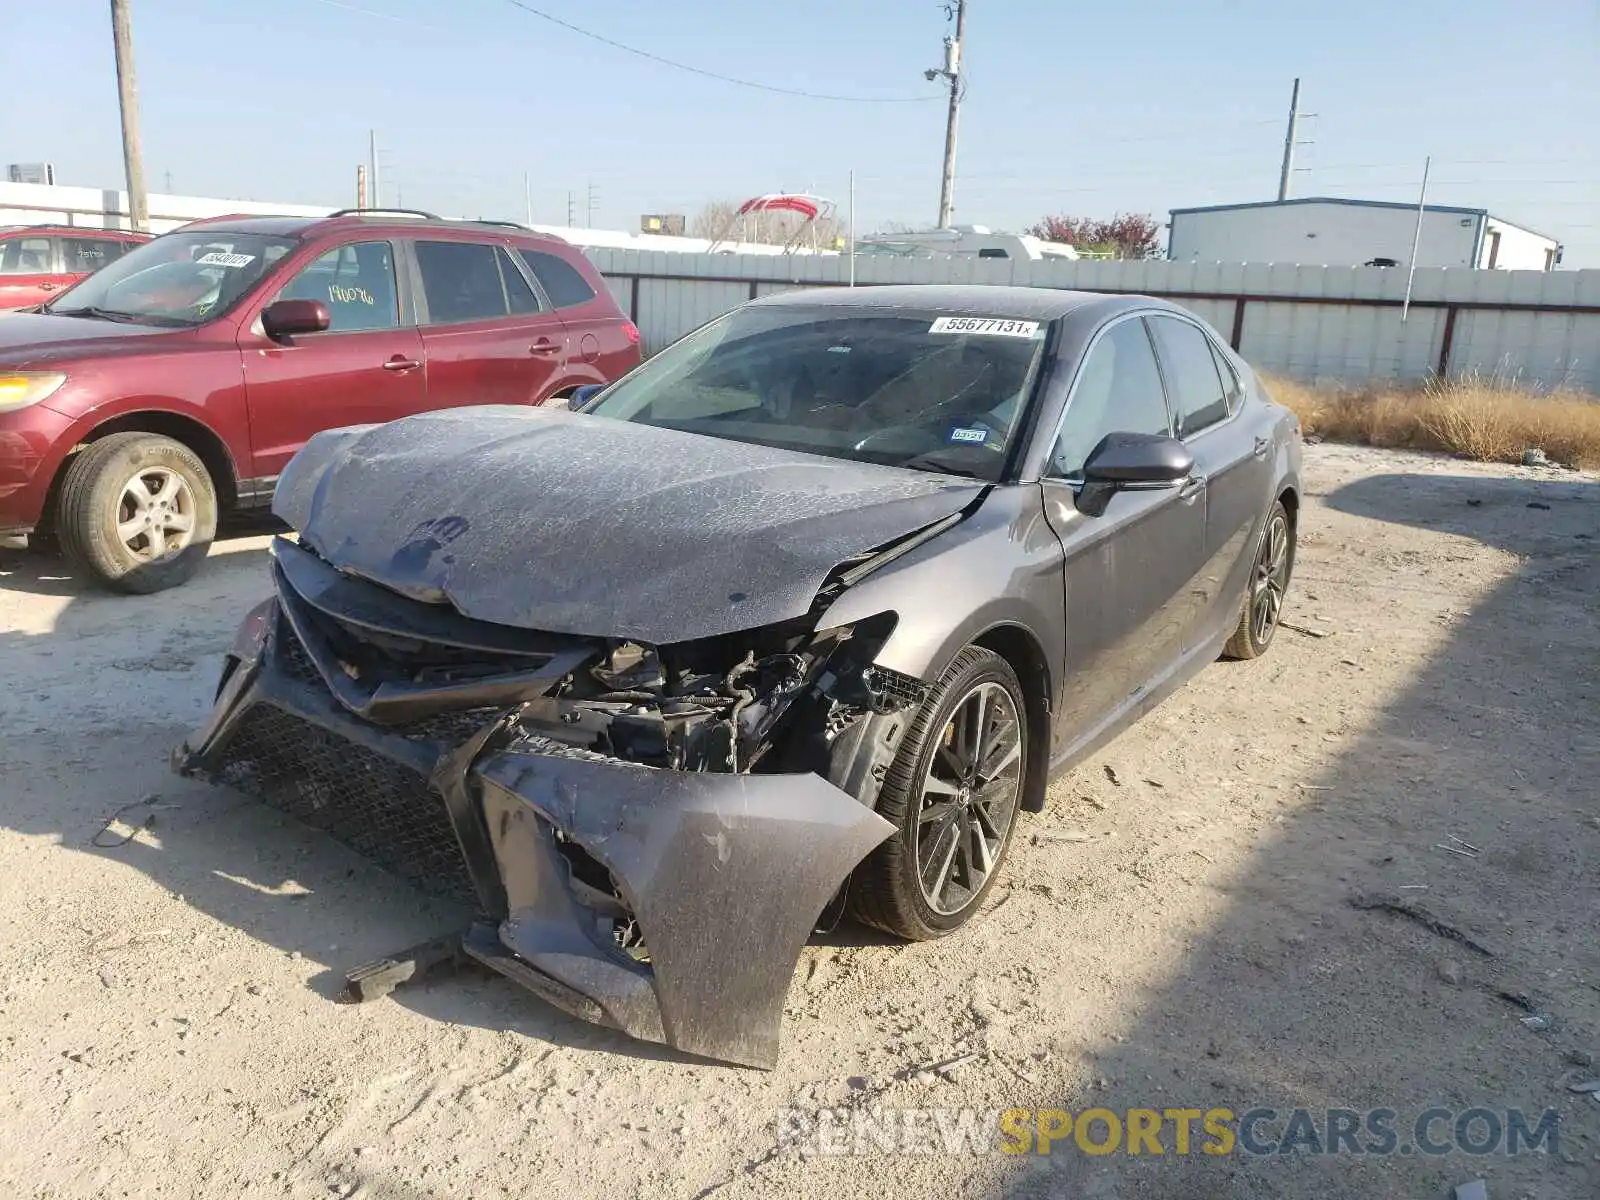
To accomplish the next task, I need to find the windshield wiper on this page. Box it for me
[48,305,142,322]
[892,453,985,479]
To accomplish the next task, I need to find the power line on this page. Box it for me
[500,0,942,103]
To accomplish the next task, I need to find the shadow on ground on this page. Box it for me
[990,471,1599,1199]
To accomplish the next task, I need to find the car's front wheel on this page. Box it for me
[57,432,217,594]
[849,646,1028,941]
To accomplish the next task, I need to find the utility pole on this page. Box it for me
[369,130,380,208]
[163,169,172,193]
[586,181,599,228]
[1276,77,1301,202]
[110,0,149,231]
[566,190,576,227]
[1401,156,1431,323]
[524,172,533,226]
[848,168,857,287]
[925,0,967,228]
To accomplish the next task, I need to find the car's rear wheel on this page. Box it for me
[1223,499,1294,660]
[57,432,217,594]
[849,646,1028,941]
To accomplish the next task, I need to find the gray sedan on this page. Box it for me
[176,285,1301,1067]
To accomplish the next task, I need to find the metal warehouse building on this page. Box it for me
[1168,197,1562,270]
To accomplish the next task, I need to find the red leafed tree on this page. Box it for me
[1026,212,1164,259]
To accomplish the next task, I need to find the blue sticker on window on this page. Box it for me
[949,427,988,445]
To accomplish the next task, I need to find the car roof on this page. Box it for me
[0,224,148,238]
[748,283,1152,322]
[174,211,578,248]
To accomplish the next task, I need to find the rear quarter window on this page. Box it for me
[519,249,596,309]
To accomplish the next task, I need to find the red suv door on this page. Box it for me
[0,233,61,310]
[409,238,570,406]
[514,246,639,383]
[238,237,429,480]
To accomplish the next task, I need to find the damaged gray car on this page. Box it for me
[175,284,1302,1068]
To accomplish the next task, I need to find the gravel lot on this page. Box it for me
[1,443,1596,1200]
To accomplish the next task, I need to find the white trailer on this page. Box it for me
[1168,198,1562,270]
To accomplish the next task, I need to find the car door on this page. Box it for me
[1038,314,1210,757]
[0,234,61,309]
[1146,313,1274,648]
[411,238,569,407]
[239,237,428,481]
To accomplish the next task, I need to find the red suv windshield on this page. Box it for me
[45,231,297,326]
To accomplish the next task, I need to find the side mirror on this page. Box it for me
[570,383,606,409]
[1076,431,1193,517]
[262,298,331,340]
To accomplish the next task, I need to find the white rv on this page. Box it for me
[854,225,1081,262]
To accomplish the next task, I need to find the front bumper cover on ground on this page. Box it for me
[173,595,894,1069]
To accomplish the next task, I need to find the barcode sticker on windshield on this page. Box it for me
[929,316,1039,338]
[196,252,255,268]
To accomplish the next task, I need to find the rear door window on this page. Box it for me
[62,238,132,273]
[1147,315,1230,436]
[273,240,400,332]
[1209,341,1243,414]
[0,237,54,275]
[415,240,508,324]
[498,248,543,315]
[519,249,596,309]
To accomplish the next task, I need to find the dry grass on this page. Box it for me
[1266,371,1600,470]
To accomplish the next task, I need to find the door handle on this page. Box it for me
[1178,475,1206,503]
[529,340,561,356]
[382,356,422,371]
[39,283,59,292]
[1253,435,1270,458]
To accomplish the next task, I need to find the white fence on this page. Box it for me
[0,181,331,234]
[583,249,1600,392]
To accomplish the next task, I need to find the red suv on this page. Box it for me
[0,209,641,591]
[0,225,152,310]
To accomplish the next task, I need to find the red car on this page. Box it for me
[0,225,152,311]
[0,208,641,591]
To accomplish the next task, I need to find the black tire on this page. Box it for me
[849,646,1029,941]
[1223,499,1295,660]
[57,432,217,594]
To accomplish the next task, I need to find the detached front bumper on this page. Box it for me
[174,595,893,1069]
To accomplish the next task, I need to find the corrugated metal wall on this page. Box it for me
[583,249,1600,393]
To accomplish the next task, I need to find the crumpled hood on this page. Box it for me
[275,406,983,643]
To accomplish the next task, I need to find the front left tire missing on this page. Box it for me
[57,432,217,594]
[849,646,1029,941]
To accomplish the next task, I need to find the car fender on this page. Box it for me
[45,393,242,474]
[815,484,1065,690]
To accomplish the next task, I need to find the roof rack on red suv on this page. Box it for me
[0,208,641,592]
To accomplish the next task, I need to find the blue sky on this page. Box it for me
[4,0,1597,263]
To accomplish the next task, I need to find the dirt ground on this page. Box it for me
[1,443,1596,1200]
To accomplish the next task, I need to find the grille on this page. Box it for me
[278,620,322,684]
[215,705,480,906]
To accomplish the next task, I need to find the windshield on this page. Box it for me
[44,231,297,325]
[585,305,1049,480]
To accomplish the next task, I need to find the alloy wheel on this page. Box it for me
[116,467,196,560]
[1250,511,1291,645]
[914,680,1025,916]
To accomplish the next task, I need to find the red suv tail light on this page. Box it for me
[623,321,641,345]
